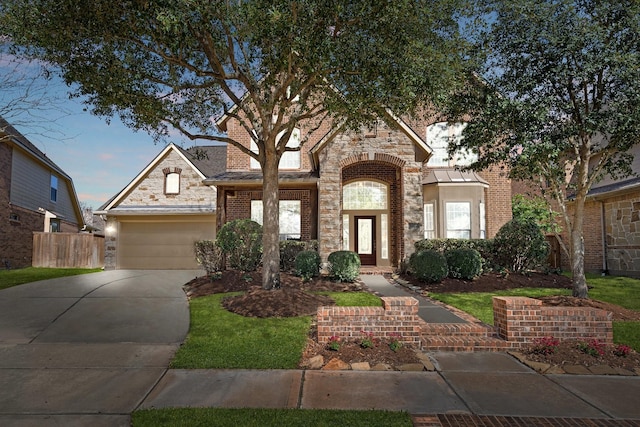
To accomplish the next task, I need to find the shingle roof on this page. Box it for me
[176,145,227,177]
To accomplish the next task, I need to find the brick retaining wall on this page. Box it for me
[493,296,613,348]
[317,297,422,345]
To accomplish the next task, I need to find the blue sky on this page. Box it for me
[2,60,197,210]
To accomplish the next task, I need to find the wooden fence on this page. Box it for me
[32,232,104,268]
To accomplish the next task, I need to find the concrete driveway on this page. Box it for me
[0,269,200,427]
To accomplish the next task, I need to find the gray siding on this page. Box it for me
[10,149,78,223]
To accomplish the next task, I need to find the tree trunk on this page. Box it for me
[569,197,589,298]
[261,153,281,290]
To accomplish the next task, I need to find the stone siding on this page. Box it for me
[120,150,216,207]
[605,193,640,276]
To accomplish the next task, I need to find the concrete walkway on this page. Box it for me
[359,274,467,323]
[1,271,640,426]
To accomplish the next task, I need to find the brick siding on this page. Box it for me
[317,297,422,346]
[493,296,613,348]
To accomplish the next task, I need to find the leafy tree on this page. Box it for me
[512,194,561,235]
[445,0,640,297]
[1,0,466,290]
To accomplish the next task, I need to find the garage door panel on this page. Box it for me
[118,218,215,269]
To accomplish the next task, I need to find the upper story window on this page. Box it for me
[343,181,388,210]
[50,175,58,202]
[250,128,301,170]
[426,122,477,167]
[164,168,181,194]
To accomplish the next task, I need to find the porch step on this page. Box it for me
[420,322,511,352]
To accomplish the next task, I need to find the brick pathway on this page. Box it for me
[412,414,640,426]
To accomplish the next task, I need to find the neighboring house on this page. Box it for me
[0,117,84,268]
[207,111,512,269]
[574,146,640,277]
[96,144,226,269]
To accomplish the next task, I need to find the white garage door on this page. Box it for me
[118,217,216,269]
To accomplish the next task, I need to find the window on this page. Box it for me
[380,214,388,259]
[424,203,435,239]
[165,172,180,194]
[343,181,388,210]
[342,214,350,250]
[251,200,301,240]
[49,218,61,232]
[50,175,58,202]
[250,128,301,170]
[445,202,471,239]
[426,122,476,167]
[479,202,486,239]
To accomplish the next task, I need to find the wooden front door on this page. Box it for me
[355,216,376,265]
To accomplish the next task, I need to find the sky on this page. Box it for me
[2,60,199,211]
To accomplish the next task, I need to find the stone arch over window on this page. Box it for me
[339,152,406,169]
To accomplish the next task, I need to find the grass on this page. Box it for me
[171,289,382,369]
[170,292,311,369]
[132,408,413,427]
[0,267,102,290]
[429,273,640,351]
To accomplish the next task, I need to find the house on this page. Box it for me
[208,112,512,269]
[96,144,227,269]
[0,117,84,268]
[574,146,640,277]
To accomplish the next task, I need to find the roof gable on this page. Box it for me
[98,143,218,212]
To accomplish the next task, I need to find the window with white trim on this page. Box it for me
[424,203,435,239]
[251,200,301,240]
[165,172,180,194]
[445,202,471,239]
[343,181,388,210]
[250,128,301,170]
[479,202,486,239]
[426,122,476,167]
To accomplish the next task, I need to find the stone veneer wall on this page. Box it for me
[316,297,422,346]
[120,150,216,207]
[316,122,424,265]
[605,194,640,277]
[493,296,613,348]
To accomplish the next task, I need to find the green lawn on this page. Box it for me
[170,290,382,369]
[132,408,413,427]
[429,273,640,351]
[0,267,102,290]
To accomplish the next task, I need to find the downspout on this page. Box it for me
[601,200,608,276]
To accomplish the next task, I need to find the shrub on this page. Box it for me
[409,250,448,283]
[446,248,482,280]
[194,240,224,277]
[493,219,549,273]
[280,240,318,271]
[294,250,321,281]
[215,219,263,271]
[327,250,361,282]
[414,238,497,271]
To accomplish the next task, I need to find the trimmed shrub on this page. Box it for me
[446,248,482,280]
[409,250,448,283]
[414,238,497,271]
[327,250,361,282]
[280,240,318,271]
[194,240,223,277]
[215,219,263,271]
[294,250,321,281]
[493,219,549,273]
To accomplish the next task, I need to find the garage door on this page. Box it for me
[118,217,216,269]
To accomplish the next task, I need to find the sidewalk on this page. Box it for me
[140,352,640,424]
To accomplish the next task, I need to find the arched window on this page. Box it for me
[343,181,388,210]
[165,172,180,194]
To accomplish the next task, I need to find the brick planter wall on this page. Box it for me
[493,296,613,348]
[317,297,421,346]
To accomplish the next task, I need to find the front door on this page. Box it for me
[355,216,376,265]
